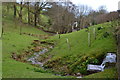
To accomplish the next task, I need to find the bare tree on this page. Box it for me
[45,1,76,33]
[33,2,49,26]
[13,3,17,18]
[77,5,92,29]
[27,2,30,24]
[98,5,107,14]
[19,2,23,20]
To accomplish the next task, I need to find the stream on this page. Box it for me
[27,48,48,68]
[27,46,82,78]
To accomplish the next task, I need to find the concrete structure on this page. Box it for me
[87,53,116,72]
[72,21,78,32]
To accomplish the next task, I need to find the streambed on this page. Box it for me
[26,45,83,78]
[27,46,53,68]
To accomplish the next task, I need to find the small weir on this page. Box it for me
[87,53,116,72]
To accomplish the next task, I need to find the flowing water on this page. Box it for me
[27,46,82,78]
[27,48,49,67]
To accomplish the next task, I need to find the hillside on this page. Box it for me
[2,13,66,78]
[41,21,118,78]
[2,13,118,78]
[2,3,119,79]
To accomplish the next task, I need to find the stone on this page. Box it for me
[77,76,82,78]
[11,53,17,59]
[34,46,42,52]
[76,73,82,76]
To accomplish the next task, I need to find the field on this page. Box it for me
[2,13,67,78]
[42,21,118,77]
[2,3,118,78]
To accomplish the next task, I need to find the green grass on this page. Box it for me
[0,39,2,79]
[44,22,118,77]
[46,22,117,61]
[2,16,47,35]
[0,3,2,79]
[2,9,66,78]
[2,3,118,78]
[83,68,118,78]
[2,4,74,78]
[50,22,116,58]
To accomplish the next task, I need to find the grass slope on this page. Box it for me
[50,22,117,58]
[0,4,2,79]
[2,3,118,78]
[0,39,2,79]
[44,21,118,77]
[2,13,64,78]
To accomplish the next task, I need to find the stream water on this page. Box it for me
[27,46,82,78]
[27,48,49,67]
[26,45,116,79]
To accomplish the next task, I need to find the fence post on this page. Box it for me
[57,32,60,39]
[59,34,61,39]
[66,38,71,50]
[0,4,2,39]
[57,32,58,35]
[93,28,96,40]
[88,33,91,47]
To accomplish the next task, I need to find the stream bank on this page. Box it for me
[11,39,83,78]
[11,39,116,78]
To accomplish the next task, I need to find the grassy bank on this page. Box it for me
[2,13,65,78]
[2,3,118,78]
[43,21,118,77]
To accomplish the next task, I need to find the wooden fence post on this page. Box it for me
[0,27,3,39]
[88,33,91,47]
[57,32,61,39]
[66,38,71,50]
[57,32,58,35]
[93,28,96,40]
[59,34,61,39]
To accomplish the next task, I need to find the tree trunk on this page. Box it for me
[7,3,9,13]
[34,13,37,26]
[13,4,16,18]
[27,2,30,24]
[19,2,23,20]
[20,21,22,35]
[19,2,23,35]
[34,2,41,27]
[34,3,37,26]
